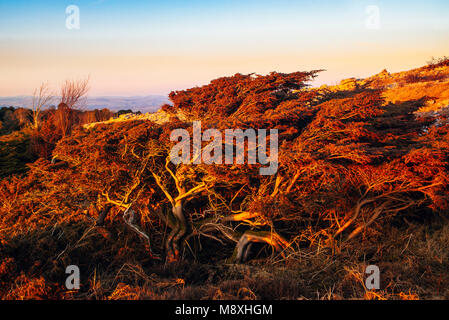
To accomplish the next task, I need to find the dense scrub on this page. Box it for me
[0,105,115,177]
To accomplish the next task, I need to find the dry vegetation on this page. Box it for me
[1,63,449,300]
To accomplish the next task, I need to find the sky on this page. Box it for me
[0,0,448,96]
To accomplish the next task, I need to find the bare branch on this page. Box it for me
[31,83,53,130]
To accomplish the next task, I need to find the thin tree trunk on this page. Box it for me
[166,199,189,263]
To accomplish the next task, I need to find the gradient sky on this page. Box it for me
[1,0,448,96]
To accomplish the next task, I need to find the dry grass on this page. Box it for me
[1,211,448,299]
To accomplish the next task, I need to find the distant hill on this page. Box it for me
[0,95,170,113]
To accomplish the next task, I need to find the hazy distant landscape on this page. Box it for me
[0,95,170,113]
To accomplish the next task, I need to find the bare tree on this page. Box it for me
[31,83,53,130]
[60,77,90,109]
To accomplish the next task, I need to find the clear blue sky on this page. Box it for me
[1,0,448,95]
